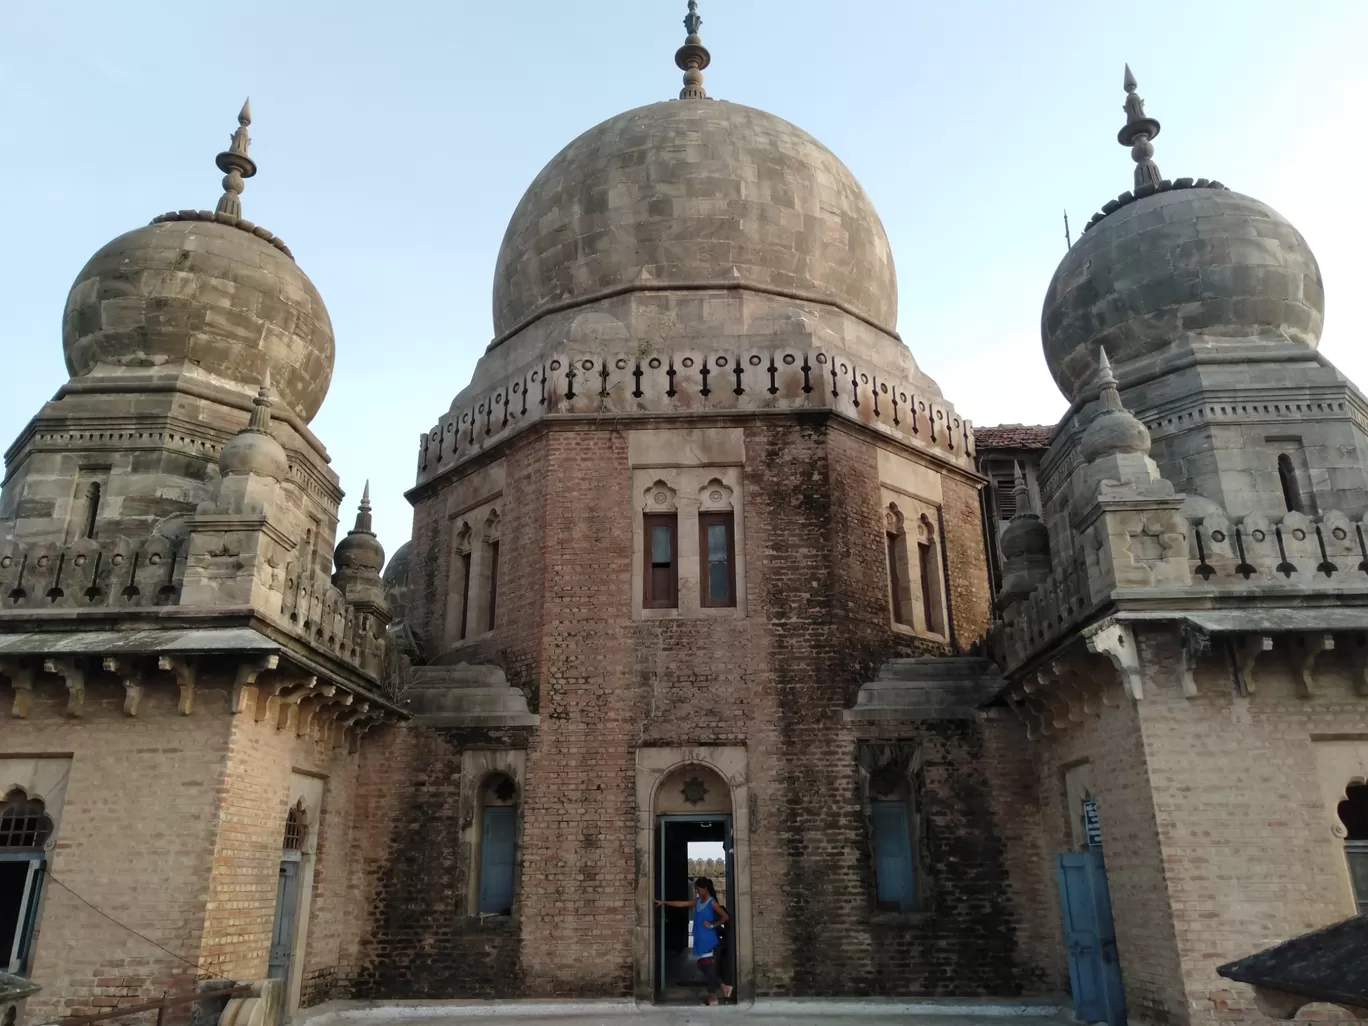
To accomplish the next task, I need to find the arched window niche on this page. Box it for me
[1339,781,1368,914]
[459,751,526,918]
[856,743,927,915]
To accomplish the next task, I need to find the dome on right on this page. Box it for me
[1040,68,1325,401]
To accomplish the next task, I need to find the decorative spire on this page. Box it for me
[246,369,274,433]
[1095,347,1124,413]
[1079,346,1152,463]
[675,1,711,100]
[215,98,258,217]
[353,481,375,536]
[1118,65,1162,191]
[1012,461,1032,516]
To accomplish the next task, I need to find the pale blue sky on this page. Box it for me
[3,1,1365,555]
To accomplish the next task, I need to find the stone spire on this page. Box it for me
[353,481,375,535]
[675,0,711,100]
[1118,65,1162,191]
[1080,348,1151,462]
[246,369,274,433]
[334,482,388,617]
[215,99,258,218]
[218,370,287,480]
[998,462,1051,607]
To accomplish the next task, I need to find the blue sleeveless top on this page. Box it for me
[692,894,719,957]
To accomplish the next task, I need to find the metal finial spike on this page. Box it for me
[215,98,258,218]
[1098,347,1113,374]
[684,0,702,36]
[675,0,711,100]
[361,480,372,509]
[1117,64,1162,191]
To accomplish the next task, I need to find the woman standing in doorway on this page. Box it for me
[656,877,733,1005]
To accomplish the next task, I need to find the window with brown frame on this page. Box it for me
[887,531,910,627]
[918,540,937,632]
[487,541,500,630]
[458,550,472,641]
[699,511,736,607]
[643,513,678,608]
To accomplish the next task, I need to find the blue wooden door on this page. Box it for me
[1056,849,1126,1026]
[267,856,301,991]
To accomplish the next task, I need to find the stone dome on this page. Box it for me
[63,218,335,422]
[492,100,898,340]
[218,428,288,481]
[1041,185,1324,400]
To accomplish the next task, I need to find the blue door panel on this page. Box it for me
[1056,849,1126,1026]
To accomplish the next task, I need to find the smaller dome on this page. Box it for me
[334,485,385,575]
[1042,184,1324,400]
[63,216,334,422]
[219,429,288,480]
[335,531,385,574]
[1080,351,1151,462]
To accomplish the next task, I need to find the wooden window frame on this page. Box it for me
[643,513,679,609]
[887,531,911,627]
[458,550,472,641]
[699,511,737,608]
[487,540,500,631]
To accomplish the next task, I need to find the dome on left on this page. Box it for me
[59,101,336,423]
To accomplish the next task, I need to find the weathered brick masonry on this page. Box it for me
[355,414,1048,998]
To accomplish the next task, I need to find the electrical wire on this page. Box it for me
[45,872,218,981]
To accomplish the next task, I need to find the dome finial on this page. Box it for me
[675,1,711,100]
[1118,65,1162,191]
[247,369,274,432]
[215,98,258,218]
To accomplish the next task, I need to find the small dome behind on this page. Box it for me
[492,99,898,340]
[1040,68,1324,401]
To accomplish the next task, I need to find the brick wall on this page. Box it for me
[359,413,1050,999]
[9,673,233,1023]
[1029,627,1368,1026]
[1133,626,1367,1026]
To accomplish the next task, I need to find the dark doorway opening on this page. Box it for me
[654,814,734,1004]
[0,857,45,974]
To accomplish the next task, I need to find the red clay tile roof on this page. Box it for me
[974,424,1053,450]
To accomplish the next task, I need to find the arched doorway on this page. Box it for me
[652,763,732,1004]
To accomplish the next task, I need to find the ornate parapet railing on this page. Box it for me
[279,563,386,678]
[0,536,183,608]
[415,343,975,487]
[994,500,1368,735]
[0,535,385,683]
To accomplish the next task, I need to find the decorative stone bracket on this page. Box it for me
[1084,619,1143,700]
[1004,653,1122,741]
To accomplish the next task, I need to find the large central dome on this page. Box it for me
[492,99,898,339]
